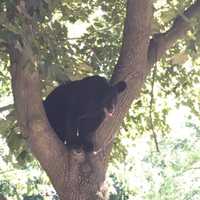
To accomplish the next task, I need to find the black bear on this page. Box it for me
[43,75,126,152]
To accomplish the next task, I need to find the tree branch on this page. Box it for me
[93,0,153,163]
[148,0,200,65]
[149,62,160,152]
[9,54,67,193]
[6,1,69,194]
[0,104,13,113]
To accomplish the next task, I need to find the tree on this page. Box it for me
[0,0,200,199]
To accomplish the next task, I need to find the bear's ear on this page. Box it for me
[115,81,127,93]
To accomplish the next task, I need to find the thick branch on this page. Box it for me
[10,61,67,192]
[93,0,153,163]
[149,0,200,65]
[7,30,67,198]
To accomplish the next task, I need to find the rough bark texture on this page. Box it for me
[6,0,200,199]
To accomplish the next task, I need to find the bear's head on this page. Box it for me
[101,81,127,116]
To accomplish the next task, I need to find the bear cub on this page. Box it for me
[43,75,126,152]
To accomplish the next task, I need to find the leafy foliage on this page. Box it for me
[108,118,200,199]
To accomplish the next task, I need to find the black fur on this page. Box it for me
[43,75,126,152]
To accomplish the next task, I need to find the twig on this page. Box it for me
[0,104,13,113]
[149,39,160,153]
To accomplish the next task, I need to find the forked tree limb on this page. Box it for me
[4,0,200,199]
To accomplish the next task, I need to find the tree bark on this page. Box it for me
[6,0,200,199]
